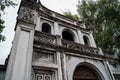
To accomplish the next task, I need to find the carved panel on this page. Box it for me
[34,31,56,45]
[62,39,99,54]
[33,51,55,64]
[36,74,43,80]
[34,69,54,80]
[18,7,36,24]
[36,74,52,80]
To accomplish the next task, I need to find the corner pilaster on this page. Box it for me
[5,4,38,80]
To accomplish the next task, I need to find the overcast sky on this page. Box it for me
[0,0,78,64]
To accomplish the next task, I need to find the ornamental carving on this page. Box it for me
[35,69,53,80]
[44,75,51,80]
[36,74,43,80]
[34,31,56,45]
[18,7,36,24]
[36,74,51,80]
[33,51,55,64]
[62,39,99,54]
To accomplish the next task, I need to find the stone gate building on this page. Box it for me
[5,0,120,80]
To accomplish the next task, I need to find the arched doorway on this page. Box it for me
[73,65,100,80]
[62,29,75,41]
[83,36,90,46]
[42,23,51,34]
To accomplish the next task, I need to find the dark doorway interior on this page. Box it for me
[42,23,51,34]
[73,66,99,80]
[62,30,74,41]
[83,36,90,46]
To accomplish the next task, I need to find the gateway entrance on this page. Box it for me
[73,66,99,80]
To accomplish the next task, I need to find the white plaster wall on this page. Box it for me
[35,16,41,31]
[5,24,35,80]
[77,30,84,45]
[54,22,60,35]
[65,54,111,80]
[11,30,30,80]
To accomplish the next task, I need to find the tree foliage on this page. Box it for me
[63,11,79,21]
[0,0,17,42]
[64,0,120,53]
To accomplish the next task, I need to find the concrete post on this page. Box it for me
[54,22,60,35]
[5,24,35,80]
[89,32,97,48]
[60,53,67,80]
[77,30,84,44]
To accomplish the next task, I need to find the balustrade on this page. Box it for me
[62,39,99,54]
[34,31,99,54]
[34,31,56,45]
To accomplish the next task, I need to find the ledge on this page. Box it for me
[33,31,118,62]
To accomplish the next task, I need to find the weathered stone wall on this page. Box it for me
[0,71,6,80]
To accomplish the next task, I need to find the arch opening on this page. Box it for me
[83,36,90,46]
[42,23,51,34]
[73,65,100,80]
[62,30,74,41]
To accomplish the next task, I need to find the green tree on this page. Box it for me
[0,0,17,42]
[64,0,120,54]
[63,10,79,21]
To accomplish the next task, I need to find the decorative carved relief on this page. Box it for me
[34,69,53,80]
[18,7,36,24]
[34,31,56,45]
[62,39,99,54]
[36,74,43,80]
[44,75,51,80]
[36,74,51,80]
[33,51,55,64]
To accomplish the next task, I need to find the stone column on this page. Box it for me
[54,22,60,35]
[57,52,63,80]
[89,32,97,48]
[106,61,115,80]
[60,53,67,80]
[77,30,84,44]
[5,6,37,80]
[103,61,115,80]
[5,24,35,80]
[35,16,41,31]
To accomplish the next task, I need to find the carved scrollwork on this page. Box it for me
[36,74,43,80]
[34,31,56,45]
[18,7,36,24]
[33,51,55,64]
[62,39,99,54]
[44,75,51,80]
[36,74,51,80]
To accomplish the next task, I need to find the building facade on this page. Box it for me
[5,0,120,80]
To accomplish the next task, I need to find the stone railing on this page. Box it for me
[34,31,56,45]
[62,39,99,54]
[34,31,99,54]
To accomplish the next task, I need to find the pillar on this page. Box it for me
[5,5,37,80]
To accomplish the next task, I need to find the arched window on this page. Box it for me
[83,36,90,46]
[42,23,51,34]
[62,30,74,41]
